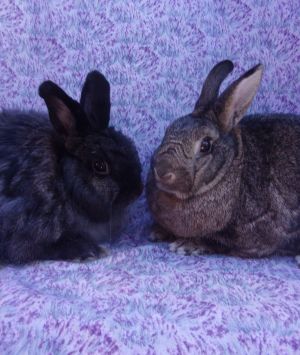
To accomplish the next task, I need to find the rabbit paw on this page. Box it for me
[149,230,162,242]
[69,240,107,262]
[295,255,300,267]
[149,230,168,242]
[72,247,108,263]
[48,236,107,262]
[148,224,177,243]
[169,240,212,256]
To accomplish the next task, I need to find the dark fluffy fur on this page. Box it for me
[147,60,300,261]
[0,72,142,264]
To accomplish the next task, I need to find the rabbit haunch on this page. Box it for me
[147,60,300,261]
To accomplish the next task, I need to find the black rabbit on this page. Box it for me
[147,60,300,265]
[0,71,142,264]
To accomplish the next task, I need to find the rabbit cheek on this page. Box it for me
[91,176,119,202]
[193,154,214,186]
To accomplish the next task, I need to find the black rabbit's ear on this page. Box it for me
[193,60,234,114]
[214,64,263,132]
[80,71,111,131]
[39,81,86,137]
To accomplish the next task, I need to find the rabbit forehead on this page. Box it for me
[86,128,133,153]
[165,114,219,141]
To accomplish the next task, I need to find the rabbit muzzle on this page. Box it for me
[153,157,193,194]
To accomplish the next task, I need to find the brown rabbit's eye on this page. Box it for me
[92,159,109,176]
[200,137,212,153]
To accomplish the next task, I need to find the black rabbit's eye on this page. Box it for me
[92,159,109,176]
[200,137,212,153]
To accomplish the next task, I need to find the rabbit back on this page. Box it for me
[232,113,300,256]
[0,111,68,262]
[0,111,57,195]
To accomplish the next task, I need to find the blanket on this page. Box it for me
[0,0,299,353]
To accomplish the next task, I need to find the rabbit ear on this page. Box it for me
[39,81,86,137]
[193,60,234,114]
[80,71,111,131]
[214,64,263,132]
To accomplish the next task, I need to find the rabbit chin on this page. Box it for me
[75,207,126,244]
[155,180,193,200]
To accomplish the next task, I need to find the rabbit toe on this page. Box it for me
[149,230,165,242]
[80,245,107,261]
[169,240,209,256]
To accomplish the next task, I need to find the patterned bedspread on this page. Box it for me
[1,241,300,354]
[0,0,299,354]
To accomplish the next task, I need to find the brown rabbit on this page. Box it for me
[146,60,300,265]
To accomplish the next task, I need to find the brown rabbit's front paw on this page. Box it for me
[148,224,176,243]
[149,230,165,242]
[169,240,212,256]
[295,255,300,267]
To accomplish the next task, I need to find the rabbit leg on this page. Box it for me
[149,223,177,243]
[169,236,233,256]
[169,239,215,256]
[43,233,107,262]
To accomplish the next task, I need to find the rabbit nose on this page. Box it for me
[154,163,176,185]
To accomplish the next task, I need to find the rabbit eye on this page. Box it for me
[200,137,212,153]
[92,159,109,176]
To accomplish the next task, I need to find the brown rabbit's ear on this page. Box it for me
[193,60,234,114]
[214,64,263,132]
[39,81,87,137]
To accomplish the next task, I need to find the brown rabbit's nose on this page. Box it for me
[154,161,176,185]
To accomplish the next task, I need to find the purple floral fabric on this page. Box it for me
[0,0,300,354]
